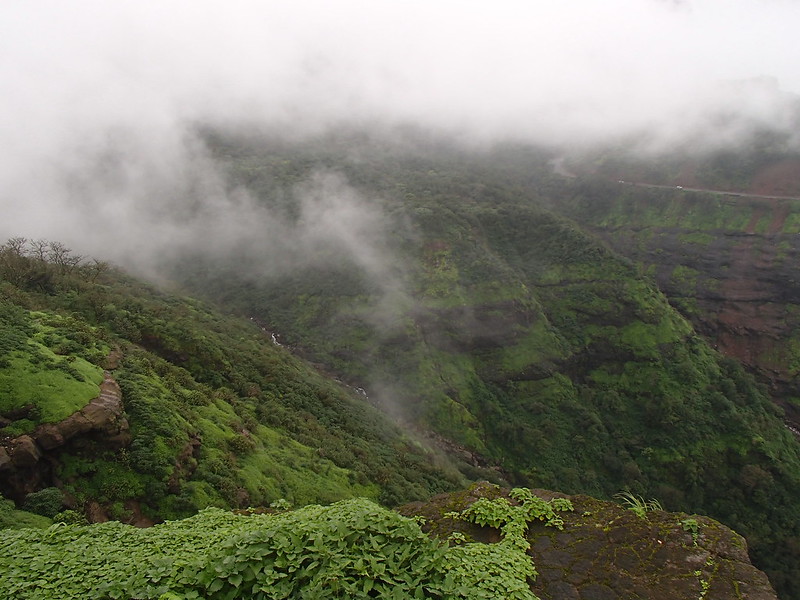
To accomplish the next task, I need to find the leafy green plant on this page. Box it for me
[681,517,701,545]
[463,487,573,540]
[694,556,717,600]
[449,487,574,600]
[53,510,88,526]
[21,488,64,518]
[0,493,570,600]
[268,498,291,511]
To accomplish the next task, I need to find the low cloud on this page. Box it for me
[2,0,799,261]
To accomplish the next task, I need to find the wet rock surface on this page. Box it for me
[399,482,777,600]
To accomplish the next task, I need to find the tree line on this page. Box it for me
[0,238,109,292]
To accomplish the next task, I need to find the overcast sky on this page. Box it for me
[2,0,799,261]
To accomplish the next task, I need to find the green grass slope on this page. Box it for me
[0,305,105,436]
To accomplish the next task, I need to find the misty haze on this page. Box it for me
[2,2,800,599]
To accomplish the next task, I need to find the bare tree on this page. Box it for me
[0,237,102,289]
[0,238,32,286]
[83,258,110,282]
[3,237,27,255]
[47,241,83,274]
[28,239,50,262]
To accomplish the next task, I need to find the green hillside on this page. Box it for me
[163,134,800,597]
[0,306,105,436]
[0,240,468,524]
[553,180,800,404]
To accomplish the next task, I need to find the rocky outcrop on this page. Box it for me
[0,371,130,500]
[5,435,41,469]
[33,374,130,450]
[167,435,202,493]
[400,482,777,600]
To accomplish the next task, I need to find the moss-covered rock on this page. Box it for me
[400,482,776,600]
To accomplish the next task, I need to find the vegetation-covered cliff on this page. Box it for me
[0,238,471,525]
[553,177,800,431]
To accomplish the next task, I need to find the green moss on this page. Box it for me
[677,232,716,246]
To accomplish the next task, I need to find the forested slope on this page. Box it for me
[164,134,800,596]
[0,239,467,525]
[553,179,800,428]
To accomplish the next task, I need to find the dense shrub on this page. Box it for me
[21,488,65,518]
[0,491,570,600]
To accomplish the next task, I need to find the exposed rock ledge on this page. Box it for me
[400,482,777,600]
[0,372,130,499]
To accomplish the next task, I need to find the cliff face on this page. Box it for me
[557,188,800,430]
[400,482,777,600]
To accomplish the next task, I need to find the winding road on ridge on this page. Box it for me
[550,156,800,201]
[617,180,800,201]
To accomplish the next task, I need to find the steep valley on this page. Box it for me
[163,135,800,597]
[3,137,800,598]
